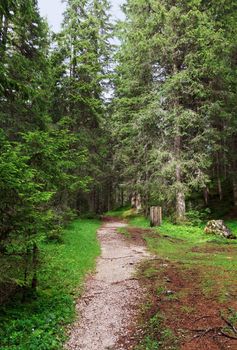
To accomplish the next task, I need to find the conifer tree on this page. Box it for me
[0,0,91,298]
[0,0,50,137]
[113,0,237,220]
[51,0,113,213]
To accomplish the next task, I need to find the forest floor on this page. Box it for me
[65,217,151,350]
[64,214,237,350]
[116,215,237,350]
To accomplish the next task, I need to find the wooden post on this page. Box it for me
[150,206,162,227]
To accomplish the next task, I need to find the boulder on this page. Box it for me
[204,220,236,239]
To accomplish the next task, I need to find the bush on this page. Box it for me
[186,208,211,226]
[46,226,64,243]
[80,212,101,220]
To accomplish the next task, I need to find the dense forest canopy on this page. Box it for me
[0,0,237,301]
[112,0,237,221]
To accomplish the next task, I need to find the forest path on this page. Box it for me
[65,218,151,350]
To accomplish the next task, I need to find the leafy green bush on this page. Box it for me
[46,226,64,243]
[186,208,211,226]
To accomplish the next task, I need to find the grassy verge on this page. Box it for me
[109,208,237,349]
[0,219,100,350]
[135,218,237,349]
[130,216,237,269]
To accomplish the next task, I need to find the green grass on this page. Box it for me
[127,213,237,348]
[0,219,100,350]
[106,208,237,272]
[134,311,179,350]
[106,208,237,348]
[129,215,151,228]
[105,206,137,219]
[106,207,237,270]
[130,214,237,309]
[105,206,130,217]
[129,216,237,270]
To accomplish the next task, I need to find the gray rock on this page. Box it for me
[204,220,236,239]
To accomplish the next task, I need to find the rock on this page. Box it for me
[204,220,236,239]
[165,290,175,295]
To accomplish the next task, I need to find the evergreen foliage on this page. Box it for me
[1,0,237,320]
[112,0,237,221]
[51,0,113,213]
[0,0,112,301]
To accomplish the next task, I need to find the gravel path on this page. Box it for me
[65,219,150,350]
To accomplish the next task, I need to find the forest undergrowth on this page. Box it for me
[0,219,100,350]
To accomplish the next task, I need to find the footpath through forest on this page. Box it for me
[64,216,237,350]
[65,218,151,350]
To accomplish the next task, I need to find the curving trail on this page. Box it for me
[65,219,150,350]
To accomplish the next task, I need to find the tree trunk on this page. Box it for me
[176,191,186,222]
[144,193,150,217]
[131,193,136,208]
[22,247,31,302]
[31,243,39,291]
[175,134,186,222]
[217,177,223,201]
[172,61,186,222]
[107,182,112,211]
[121,188,124,207]
[135,193,142,211]
[1,15,8,51]
[232,140,237,208]
[216,153,223,201]
[204,186,209,205]
[0,14,3,44]
[233,179,237,207]
[131,192,142,212]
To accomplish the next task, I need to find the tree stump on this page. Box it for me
[150,206,162,227]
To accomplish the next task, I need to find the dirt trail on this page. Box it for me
[65,219,150,350]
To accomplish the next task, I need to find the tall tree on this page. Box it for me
[51,0,113,213]
[113,0,237,221]
[0,0,92,300]
[0,0,50,137]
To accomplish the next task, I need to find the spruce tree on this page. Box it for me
[113,0,237,220]
[0,0,90,298]
[51,0,113,213]
[0,0,50,137]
